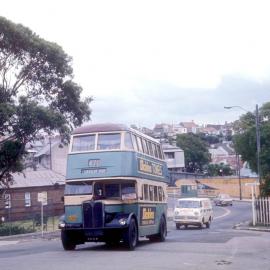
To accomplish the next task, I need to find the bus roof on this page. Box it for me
[72,123,128,135]
[72,123,160,143]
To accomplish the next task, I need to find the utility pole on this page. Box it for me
[236,154,242,200]
[49,136,52,170]
[255,104,261,184]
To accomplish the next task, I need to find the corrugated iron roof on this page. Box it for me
[9,169,65,188]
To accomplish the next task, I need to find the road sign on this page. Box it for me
[37,192,47,205]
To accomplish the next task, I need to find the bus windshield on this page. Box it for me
[178,200,201,208]
[94,182,136,200]
[65,182,92,195]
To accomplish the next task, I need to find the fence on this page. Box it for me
[255,197,270,226]
[0,198,63,236]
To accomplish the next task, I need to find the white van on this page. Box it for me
[173,198,213,229]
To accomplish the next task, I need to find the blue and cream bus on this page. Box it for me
[59,123,170,250]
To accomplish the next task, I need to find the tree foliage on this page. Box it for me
[0,17,92,187]
[206,163,234,177]
[197,132,221,145]
[233,102,270,195]
[176,133,211,173]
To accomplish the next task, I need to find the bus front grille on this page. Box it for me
[83,201,104,228]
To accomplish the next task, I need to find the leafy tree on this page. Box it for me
[206,163,234,177]
[197,132,221,145]
[176,133,211,173]
[233,102,270,195]
[0,17,92,188]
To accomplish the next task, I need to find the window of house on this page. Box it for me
[4,194,11,209]
[165,152,175,159]
[25,192,31,207]
[72,134,96,152]
[97,133,121,150]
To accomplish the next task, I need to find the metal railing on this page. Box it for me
[0,199,63,236]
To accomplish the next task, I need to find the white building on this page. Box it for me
[162,144,185,172]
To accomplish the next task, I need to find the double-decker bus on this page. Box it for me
[59,123,170,250]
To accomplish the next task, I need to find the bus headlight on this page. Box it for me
[58,222,66,229]
[119,218,127,226]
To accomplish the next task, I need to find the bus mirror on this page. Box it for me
[61,196,64,202]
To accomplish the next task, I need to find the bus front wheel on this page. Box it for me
[149,216,167,242]
[61,230,76,251]
[123,218,138,250]
[157,216,167,242]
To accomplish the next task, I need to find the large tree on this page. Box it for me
[0,17,92,188]
[233,102,270,195]
[176,133,211,173]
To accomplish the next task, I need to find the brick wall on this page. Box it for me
[0,185,64,221]
[198,177,260,199]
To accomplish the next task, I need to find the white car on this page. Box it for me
[174,198,213,229]
[213,194,233,206]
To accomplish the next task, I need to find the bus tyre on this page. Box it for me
[61,230,76,251]
[123,218,138,250]
[206,218,211,228]
[156,216,167,242]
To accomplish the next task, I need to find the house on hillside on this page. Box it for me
[0,169,65,222]
[162,144,185,173]
[179,121,199,134]
[209,143,240,171]
[153,123,172,138]
[26,136,68,176]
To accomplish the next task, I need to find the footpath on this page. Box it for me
[233,221,270,232]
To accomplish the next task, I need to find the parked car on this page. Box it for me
[173,197,213,229]
[213,194,233,206]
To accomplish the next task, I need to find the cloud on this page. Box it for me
[90,75,270,128]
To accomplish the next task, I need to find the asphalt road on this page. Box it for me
[0,201,269,270]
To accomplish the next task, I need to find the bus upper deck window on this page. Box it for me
[131,134,138,151]
[72,135,95,152]
[124,132,134,150]
[97,133,121,150]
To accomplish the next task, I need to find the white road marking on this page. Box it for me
[0,241,19,246]
[214,207,231,220]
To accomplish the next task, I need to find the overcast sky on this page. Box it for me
[2,0,270,128]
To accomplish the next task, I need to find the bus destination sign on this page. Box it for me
[138,158,163,177]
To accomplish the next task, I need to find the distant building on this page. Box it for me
[162,144,185,173]
[209,143,240,171]
[153,123,172,138]
[26,136,68,176]
[0,169,65,221]
[179,121,199,134]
